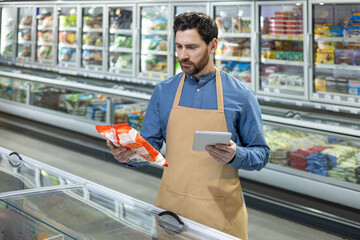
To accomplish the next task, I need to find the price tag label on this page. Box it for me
[325,105,333,111]
[236,57,241,61]
[264,88,270,93]
[275,35,280,39]
[324,94,331,100]
[69,71,72,75]
[332,106,339,112]
[148,73,153,77]
[47,67,52,71]
[264,97,271,102]
[348,97,355,103]
[314,103,321,109]
[350,109,358,114]
[265,35,270,39]
[295,101,302,106]
[274,88,280,94]
[297,35,303,41]
[334,96,341,102]
[313,93,319,99]
[287,36,293,40]
[160,75,165,79]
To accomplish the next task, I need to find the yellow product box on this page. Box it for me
[315,49,334,64]
[315,78,326,92]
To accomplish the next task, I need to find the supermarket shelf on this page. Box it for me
[218,32,251,38]
[262,85,304,93]
[59,27,77,32]
[262,34,304,41]
[82,45,103,50]
[315,63,360,71]
[314,36,360,43]
[82,27,103,33]
[141,30,167,35]
[18,25,32,30]
[141,50,167,55]
[261,58,304,66]
[109,29,132,34]
[18,40,32,45]
[37,27,53,31]
[109,47,132,53]
[59,43,77,49]
[140,70,168,79]
[215,55,251,62]
[37,42,53,46]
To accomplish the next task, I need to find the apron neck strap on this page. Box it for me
[173,68,224,111]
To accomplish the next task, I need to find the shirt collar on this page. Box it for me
[185,70,216,88]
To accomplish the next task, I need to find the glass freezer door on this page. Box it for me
[57,6,78,68]
[108,5,134,76]
[213,3,253,86]
[310,1,360,107]
[35,6,54,65]
[17,6,34,62]
[139,5,169,81]
[81,6,104,72]
[0,7,15,61]
[173,4,207,75]
[257,1,307,99]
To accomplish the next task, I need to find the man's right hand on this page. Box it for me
[107,140,136,163]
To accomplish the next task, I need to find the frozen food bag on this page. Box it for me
[96,123,168,167]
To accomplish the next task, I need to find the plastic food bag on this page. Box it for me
[96,123,168,167]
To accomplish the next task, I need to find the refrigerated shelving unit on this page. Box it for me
[0,1,360,239]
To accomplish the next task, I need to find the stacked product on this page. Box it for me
[268,11,303,35]
[305,152,337,176]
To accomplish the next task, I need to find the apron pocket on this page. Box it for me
[156,182,188,217]
[186,194,226,231]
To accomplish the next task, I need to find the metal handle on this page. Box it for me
[158,210,184,233]
[8,152,22,168]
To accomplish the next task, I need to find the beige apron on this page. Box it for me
[155,69,248,239]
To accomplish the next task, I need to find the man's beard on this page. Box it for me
[179,50,209,76]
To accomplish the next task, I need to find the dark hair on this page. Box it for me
[173,11,218,45]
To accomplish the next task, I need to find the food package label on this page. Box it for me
[96,123,168,167]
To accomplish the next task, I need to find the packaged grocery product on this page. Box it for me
[96,123,168,167]
[325,77,337,93]
[348,80,360,95]
[348,23,360,38]
[336,78,348,94]
[315,49,334,64]
[329,25,346,37]
[352,10,360,23]
[335,49,355,65]
[314,26,331,37]
[315,78,326,92]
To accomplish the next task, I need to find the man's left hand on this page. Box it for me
[205,140,236,164]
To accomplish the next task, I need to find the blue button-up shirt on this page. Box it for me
[128,70,269,170]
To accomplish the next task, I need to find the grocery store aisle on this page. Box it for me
[0,122,344,240]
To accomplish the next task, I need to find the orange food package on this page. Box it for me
[96,123,168,167]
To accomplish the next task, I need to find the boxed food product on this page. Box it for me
[335,49,355,65]
[348,23,360,38]
[59,48,76,63]
[329,25,346,37]
[348,80,360,95]
[240,17,251,33]
[325,77,337,93]
[314,26,331,37]
[315,78,326,92]
[352,10,360,23]
[336,78,348,94]
[316,49,334,64]
[59,15,77,28]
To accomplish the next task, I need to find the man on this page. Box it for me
[107,11,270,240]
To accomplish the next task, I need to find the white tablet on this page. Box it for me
[192,131,232,151]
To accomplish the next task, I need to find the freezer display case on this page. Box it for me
[58,6,78,68]
[310,0,360,107]
[35,6,54,65]
[0,6,15,61]
[108,5,135,76]
[81,6,104,71]
[17,6,34,62]
[257,1,307,99]
[173,4,207,75]
[139,5,169,81]
[0,147,240,240]
[212,2,253,86]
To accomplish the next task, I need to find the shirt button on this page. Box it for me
[196,89,200,92]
